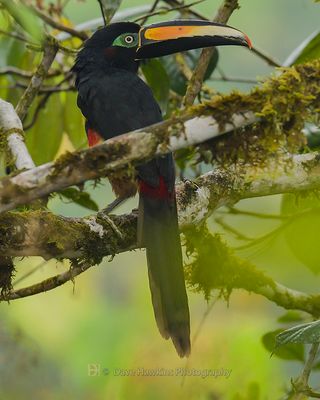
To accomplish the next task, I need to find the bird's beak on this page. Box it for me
[136,20,251,59]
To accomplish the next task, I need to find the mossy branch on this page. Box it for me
[0,151,319,261]
[0,60,318,214]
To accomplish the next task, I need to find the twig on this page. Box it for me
[23,76,73,131]
[0,28,32,44]
[209,76,258,84]
[224,206,288,220]
[16,82,75,93]
[0,66,62,79]
[162,0,205,19]
[2,261,93,300]
[0,67,34,79]
[13,260,47,286]
[134,0,205,23]
[15,37,59,121]
[215,217,253,241]
[23,71,74,130]
[30,5,88,40]
[233,220,291,251]
[97,0,107,26]
[251,47,281,68]
[139,0,161,25]
[183,0,240,107]
[162,0,281,69]
[291,343,320,399]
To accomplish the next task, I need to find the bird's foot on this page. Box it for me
[101,197,127,214]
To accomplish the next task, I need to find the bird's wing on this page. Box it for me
[76,70,162,139]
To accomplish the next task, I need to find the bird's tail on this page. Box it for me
[138,178,191,357]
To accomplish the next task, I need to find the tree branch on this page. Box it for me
[163,0,281,69]
[0,57,318,213]
[15,37,59,122]
[291,343,320,399]
[0,99,35,169]
[183,0,240,106]
[1,151,320,260]
[29,4,88,40]
[0,106,255,213]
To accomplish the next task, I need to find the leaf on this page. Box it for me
[56,5,151,41]
[141,59,170,114]
[98,0,123,24]
[276,320,320,346]
[60,188,99,211]
[63,92,87,150]
[262,330,304,362]
[5,39,29,106]
[284,30,320,66]
[313,360,320,370]
[25,93,64,165]
[161,48,219,96]
[305,123,320,149]
[277,311,305,324]
[281,192,320,274]
[0,0,44,42]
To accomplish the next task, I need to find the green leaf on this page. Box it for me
[281,192,320,274]
[161,48,219,96]
[98,0,123,24]
[276,320,320,346]
[56,5,151,41]
[262,330,304,362]
[60,188,99,211]
[141,59,170,114]
[284,30,320,66]
[0,0,44,42]
[25,93,64,165]
[5,39,29,106]
[305,123,320,149]
[63,92,87,150]
[313,360,320,370]
[277,311,306,324]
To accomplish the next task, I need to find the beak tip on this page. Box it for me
[244,33,252,49]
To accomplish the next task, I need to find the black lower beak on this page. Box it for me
[136,19,251,59]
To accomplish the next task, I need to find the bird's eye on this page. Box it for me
[124,35,134,44]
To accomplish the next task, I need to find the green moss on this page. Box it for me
[182,60,320,168]
[0,256,15,296]
[184,225,275,301]
[0,127,25,170]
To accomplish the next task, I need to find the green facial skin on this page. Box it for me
[112,33,139,48]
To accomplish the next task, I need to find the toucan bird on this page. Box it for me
[72,20,251,357]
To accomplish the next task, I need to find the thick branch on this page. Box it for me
[0,99,35,169]
[0,108,255,213]
[0,58,318,213]
[1,152,320,260]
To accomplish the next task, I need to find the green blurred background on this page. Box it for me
[1,1,320,399]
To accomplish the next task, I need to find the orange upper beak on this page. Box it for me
[136,20,251,59]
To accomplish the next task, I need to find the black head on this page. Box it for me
[73,20,251,74]
[74,22,141,74]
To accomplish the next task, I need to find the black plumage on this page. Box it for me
[72,22,190,356]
